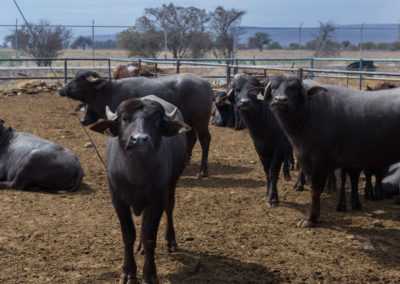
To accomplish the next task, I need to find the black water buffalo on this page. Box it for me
[59,70,212,177]
[211,89,235,127]
[90,95,190,284]
[229,74,291,206]
[0,120,83,192]
[266,75,400,227]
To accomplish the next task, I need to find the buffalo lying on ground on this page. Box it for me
[90,95,190,284]
[59,70,212,177]
[0,120,83,192]
[229,74,291,206]
[266,75,400,227]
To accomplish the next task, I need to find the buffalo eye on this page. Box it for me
[121,113,129,122]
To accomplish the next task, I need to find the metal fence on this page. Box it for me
[1,57,400,91]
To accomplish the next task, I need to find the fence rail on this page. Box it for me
[1,57,400,90]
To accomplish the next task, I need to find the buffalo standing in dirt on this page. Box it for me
[228,74,291,206]
[59,70,212,177]
[266,75,400,227]
[90,95,190,284]
[0,120,83,192]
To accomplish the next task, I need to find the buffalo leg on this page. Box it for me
[112,197,137,284]
[294,170,306,191]
[298,169,327,228]
[282,156,291,181]
[373,169,384,200]
[326,171,337,191]
[141,202,164,284]
[364,169,374,200]
[185,130,197,165]
[196,125,211,178]
[268,152,285,207]
[350,168,362,210]
[165,183,177,252]
[336,168,347,212]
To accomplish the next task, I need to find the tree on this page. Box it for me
[267,41,282,50]
[248,32,271,51]
[288,43,299,50]
[70,36,93,50]
[4,19,71,66]
[341,40,350,49]
[187,31,212,58]
[117,28,164,58]
[136,3,209,58]
[304,40,318,50]
[361,41,376,50]
[209,6,246,58]
[376,42,389,50]
[313,21,339,57]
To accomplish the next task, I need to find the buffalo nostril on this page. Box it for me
[132,134,149,145]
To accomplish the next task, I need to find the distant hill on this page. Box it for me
[239,24,399,47]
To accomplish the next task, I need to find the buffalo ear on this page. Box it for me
[247,86,266,100]
[93,78,108,90]
[90,120,118,137]
[162,121,191,137]
[307,86,328,97]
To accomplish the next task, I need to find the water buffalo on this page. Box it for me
[266,75,400,227]
[59,70,212,177]
[0,120,83,192]
[90,95,190,284]
[229,74,291,206]
[382,162,400,196]
[212,89,235,127]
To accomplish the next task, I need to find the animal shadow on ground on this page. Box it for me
[179,175,265,189]
[183,161,253,177]
[166,248,280,283]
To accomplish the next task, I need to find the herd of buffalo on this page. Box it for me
[1,65,400,283]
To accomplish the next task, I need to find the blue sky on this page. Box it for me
[1,0,399,39]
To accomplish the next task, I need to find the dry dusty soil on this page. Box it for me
[0,88,400,283]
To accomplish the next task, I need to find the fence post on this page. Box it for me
[64,59,67,83]
[108,59,111,79]
[297,68,303,81]
[359,59,363,90]
[310,58,314,80]
[15,19,18,67]
[92,20,95,67]
[264,68,267,77]
[176,60,180,74]
[138,59,141,69]
[226,63,231,93]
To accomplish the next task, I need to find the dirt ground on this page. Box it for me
[0,88,400,283]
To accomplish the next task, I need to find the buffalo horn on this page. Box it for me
[227,88,234,97]
[86,75,98,83]
[263,81,271,101]
[165,107,178,120]
[106,106,118,121]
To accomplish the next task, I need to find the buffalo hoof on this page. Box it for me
[336,203,347,212]
[167,241,178,253]
[294,184,304,191]
[142,276,159,284]
[267,199,279,207]
[119,273,138,284]
[284,174,291,181]
[297,219,316,228]
[197,170,208,178]
[351,200,362,210]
